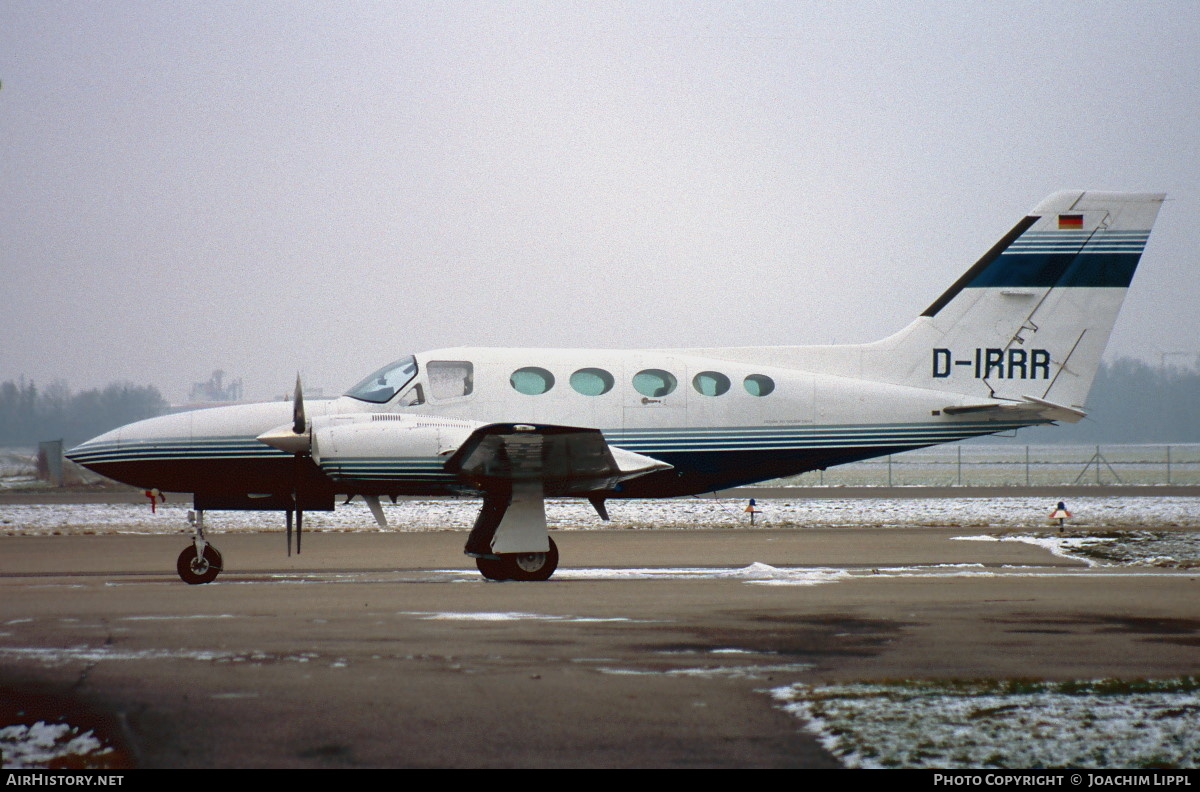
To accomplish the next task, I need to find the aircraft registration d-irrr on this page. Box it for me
[67,191,1165,583]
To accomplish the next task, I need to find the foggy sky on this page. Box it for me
[3,2,1198,403]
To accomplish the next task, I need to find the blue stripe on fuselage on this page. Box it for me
[68,420,1043,496]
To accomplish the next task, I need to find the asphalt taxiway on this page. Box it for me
[1,527,1198,768]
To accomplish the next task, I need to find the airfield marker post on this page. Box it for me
[1049,501,1072,532]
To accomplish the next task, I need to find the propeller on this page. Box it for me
[258,376,392,544]
[259,375,311,556]
[255,376,311,455]
[290,374,306,556]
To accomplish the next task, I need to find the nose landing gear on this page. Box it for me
[178,510,223,584]
[177,543,223,584]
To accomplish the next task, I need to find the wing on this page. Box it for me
[442,423,673,561]
[299,417,670,561]
[444,422,671,495]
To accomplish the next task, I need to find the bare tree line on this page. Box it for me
[980,357,1200,445]
[0,379,168,448]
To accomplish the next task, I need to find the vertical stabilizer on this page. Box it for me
[862,191,1165,410]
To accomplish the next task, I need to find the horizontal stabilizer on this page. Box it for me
[942,395,1087,424]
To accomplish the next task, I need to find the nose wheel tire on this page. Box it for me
[177,544,223,584]
[475,537,558,582]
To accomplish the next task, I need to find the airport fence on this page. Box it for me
[776,444,1200,488]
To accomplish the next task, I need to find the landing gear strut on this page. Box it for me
[178,509,222,584]
[465,483,559,581]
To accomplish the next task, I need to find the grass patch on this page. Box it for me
[773,677,1200,769]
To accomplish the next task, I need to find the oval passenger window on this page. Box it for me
[692,371,731,397]
[632,369,678,398]
[743,374,775,397]
[570,368,615,396]
[510,367,555,395]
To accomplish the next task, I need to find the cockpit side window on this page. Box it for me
[427,361,474,400]
[344,356,418,404]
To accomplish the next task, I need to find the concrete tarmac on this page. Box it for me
[1,528,1198,768]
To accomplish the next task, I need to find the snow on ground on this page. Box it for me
[1,494,1198,582]
[958,532,1200,568]
[0,721,115,769]
[399,611,639,623]
[2,496,1199,536]
[554,563,851,585]
[772,679,1200,769]
[3,497,1198,569]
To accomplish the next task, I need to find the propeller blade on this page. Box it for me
[274,376,305,557]
[292,374,306,435]
[292,452,304,555]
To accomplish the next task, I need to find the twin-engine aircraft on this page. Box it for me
[67,191,1166,583]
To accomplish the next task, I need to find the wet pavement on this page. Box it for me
[0,528,1197,768]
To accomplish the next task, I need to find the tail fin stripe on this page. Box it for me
[1009,231,1149,254]
[967,252,1143,289]
[921,215,1039,317]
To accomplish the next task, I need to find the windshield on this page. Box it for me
[344,356,418,403]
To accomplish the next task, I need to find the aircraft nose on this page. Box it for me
[64,427,120,463]
[64,411,191,469]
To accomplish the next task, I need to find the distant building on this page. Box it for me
[167,370,250,413]
[189,370,243,403]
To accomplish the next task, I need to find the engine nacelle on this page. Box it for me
[310,414,481,483]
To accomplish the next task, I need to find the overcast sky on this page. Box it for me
[3,1,1197,402]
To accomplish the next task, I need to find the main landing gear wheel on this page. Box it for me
[177,544,223,585]
[475,537,559,582]
[475,555,509,581]
[509,537,559,581]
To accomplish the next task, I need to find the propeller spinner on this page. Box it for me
[256,376,311,455]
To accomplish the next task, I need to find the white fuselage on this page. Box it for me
[66,345,1035,503]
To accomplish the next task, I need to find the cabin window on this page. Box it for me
[570,368,614,396]
[511,367,555,395]
[427,361,474,400]
[632,369,677,398]
[744,374,775,397]
[692,371,730,397]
